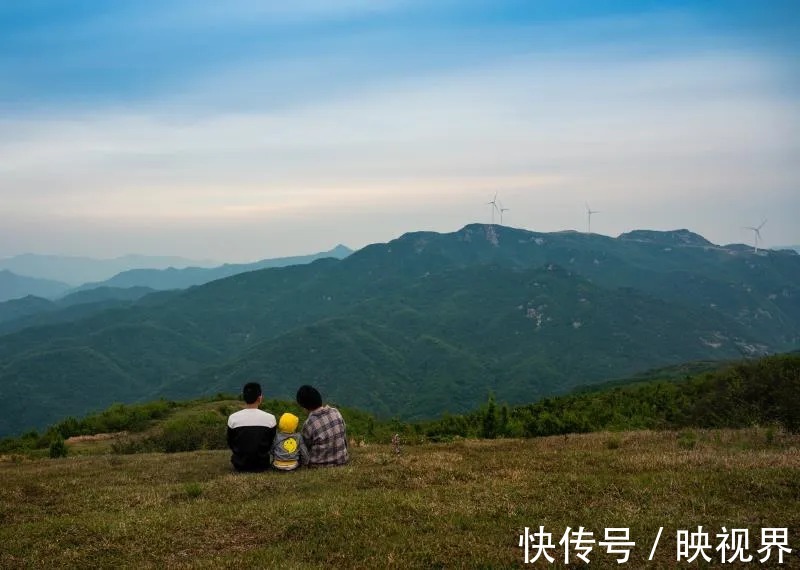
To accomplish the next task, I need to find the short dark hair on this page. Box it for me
[296,385,322,410]
[242,382,262,404]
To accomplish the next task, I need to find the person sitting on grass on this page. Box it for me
[296,385,349,467]
[227,382,277,472]
[271,412,308,471]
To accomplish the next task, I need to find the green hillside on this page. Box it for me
[0,295,54,324]
[1,225,799,436]
[1,374,798,570]
[0,286,156,335]
[2,353,796,457]
[184,264,760,419]
[418,353,800,439]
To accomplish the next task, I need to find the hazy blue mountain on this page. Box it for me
[0,295,56,324]
[0,225,798,435]
[0,270,71,302]
[0,253,218,286]
[70,245,353,292]
[59,286,156,307]
[0,287,158,335]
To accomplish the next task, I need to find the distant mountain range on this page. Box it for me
[0,245,352,303]
[0,225,797,436]
[0,270,70,303]
[0,286,159,336]
[0,245,352,333]
[0,254,218,286]
[69,245,353,292]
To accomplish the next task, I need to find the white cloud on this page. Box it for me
[1,43,798,257]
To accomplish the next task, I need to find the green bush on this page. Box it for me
[49,436,68,458]
[677,430,697,450]
[53,400,178,440]
[158,411,226,453]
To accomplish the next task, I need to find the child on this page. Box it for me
[271,412,308,471]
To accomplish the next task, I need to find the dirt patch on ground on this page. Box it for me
[66,432,127,444]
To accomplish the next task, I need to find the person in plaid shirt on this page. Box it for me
[296,385,349,466]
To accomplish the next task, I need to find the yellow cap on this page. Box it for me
[278,412,299,433]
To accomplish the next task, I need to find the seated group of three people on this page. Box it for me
[226,382,348,472]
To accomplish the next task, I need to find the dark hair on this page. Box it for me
[296,385,322,410]
[242,382,262,404]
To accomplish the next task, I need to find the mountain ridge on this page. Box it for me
[0,270,71,303]
[0,224,797,435]
[69,244,353,292]
[0,253,218,285]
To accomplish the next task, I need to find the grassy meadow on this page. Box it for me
[1,428,799,568]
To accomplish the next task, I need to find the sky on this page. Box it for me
[1,0,798,262]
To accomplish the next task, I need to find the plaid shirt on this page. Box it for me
[302,406,349,466]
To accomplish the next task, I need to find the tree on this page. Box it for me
[49,435,68,459]
[499,404,509,437]
[481,394,497,439]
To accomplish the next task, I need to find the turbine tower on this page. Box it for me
[586,203,600,234]
[745,219,767,252]
[487,192,500,224]
[499,201,510,225]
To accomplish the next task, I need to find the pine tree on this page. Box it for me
[482,394,497,439]
[49,435,67,459]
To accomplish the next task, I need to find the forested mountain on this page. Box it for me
[0,287,157,335]
[179,263,758,418]
[0,224,798,435]
[0,270,70,302]
[70,245,353,292]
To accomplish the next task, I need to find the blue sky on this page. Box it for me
[1,0,798,260]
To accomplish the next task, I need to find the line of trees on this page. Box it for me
[410,354,800,441]
[2,354,797,456]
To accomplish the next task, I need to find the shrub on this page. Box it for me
[159,411,226,453]
[481,394,497,439]
[49,436,68,458]
[677,430,697,450]
[765,425,777,445]
[184,483,203,499]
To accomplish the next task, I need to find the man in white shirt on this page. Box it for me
[226,382,277,472]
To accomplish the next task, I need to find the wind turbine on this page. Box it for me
[586,203,600,234]
[499,201,510,225]
[745,219,767,252]
[487,192,500,224]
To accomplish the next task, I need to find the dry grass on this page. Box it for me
[1,429,798,568]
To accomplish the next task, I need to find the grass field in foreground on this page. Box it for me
[1,429,799,568]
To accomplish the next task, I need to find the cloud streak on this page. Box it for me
[0,3,798,259]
